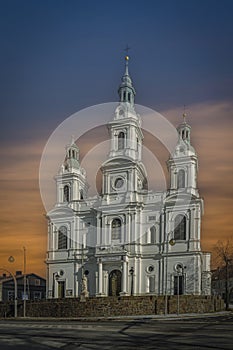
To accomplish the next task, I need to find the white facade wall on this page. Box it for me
[46,63,211,299]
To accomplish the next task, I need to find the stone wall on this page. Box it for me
[0,295,224,318]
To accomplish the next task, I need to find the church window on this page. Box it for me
[72,150,75,158]
[174,275,184,295]
[64,185,70,202]
[80,189,84,200]
[150,226,156,244]
[186,131,189,139]
[149,276,155,293]
[111,218,121,240]
[118,132,125,150]
[58,226,67,250]
[123,91,126,101]
[128,92,131,102]
[177,169,185,188]
[174,215,186,240]
[182,130,185,139]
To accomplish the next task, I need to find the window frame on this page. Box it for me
[174,214,186,241]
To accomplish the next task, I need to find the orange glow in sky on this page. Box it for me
[0,101,232,277]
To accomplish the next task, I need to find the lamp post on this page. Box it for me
[23,247,27,317]
[129,267,134,296]
[0,267,17,318]
[176,264,184,315]
[164,232,175,316]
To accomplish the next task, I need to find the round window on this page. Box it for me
[114,177,124,189]
[146,265,155,273]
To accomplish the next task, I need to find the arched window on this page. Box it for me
[177,169,185,188]
[174,215,186,240]
[111,218,121,241]
[80,189,84,200]
[128,92,131,102]
[118,132,125,150]
[58,226,67,250]
[150,226,156,244]
[123,91,126,101]
[64,185,70,202]
[149,276,155,293]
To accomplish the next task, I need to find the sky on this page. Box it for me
[0,0,233,277]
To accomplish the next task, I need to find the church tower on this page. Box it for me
[163,113,211,296]
[167,113,199,198]
[55,137,88,205]
[101,56,147,203]
[46,138,89,299]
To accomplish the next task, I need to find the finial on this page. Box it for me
[71,135,75,144]
[124,45,130,75]
[183,105,187,123]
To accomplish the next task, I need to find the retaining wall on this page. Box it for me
[0,295,224,318]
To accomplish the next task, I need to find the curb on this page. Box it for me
[0,311,231,322]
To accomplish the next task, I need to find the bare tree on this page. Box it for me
[213,237,233,310]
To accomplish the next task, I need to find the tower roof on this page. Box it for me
[173,112,196,157]
[118,56,136,104]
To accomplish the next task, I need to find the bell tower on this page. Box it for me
[55,137,88,206]
[101,56,147,199]
[167,113,199,198]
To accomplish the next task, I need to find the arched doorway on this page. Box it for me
[109,270,122,296]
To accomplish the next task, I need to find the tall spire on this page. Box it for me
[118,55,136,105]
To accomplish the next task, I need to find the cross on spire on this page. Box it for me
[124,44,131,56]
[183,104,187,122]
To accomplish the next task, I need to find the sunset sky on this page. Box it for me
[0,0,233,277]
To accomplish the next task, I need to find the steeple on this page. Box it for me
[64,136,80,171]
[177,112,191,144]
[118,56,136,106]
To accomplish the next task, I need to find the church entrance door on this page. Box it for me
[109,270,122,296]
[58,281,65,298]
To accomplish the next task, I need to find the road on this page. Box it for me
[0,313,232,349]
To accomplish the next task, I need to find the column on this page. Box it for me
[146,275,150,293]
[98,259,103,295]
[121,258,128,295]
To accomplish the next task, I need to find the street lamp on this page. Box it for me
[175,263,185,315]
[0,267,17,318]
[129,267,134,296]
[23,247,27,317]
[164,232,175,316]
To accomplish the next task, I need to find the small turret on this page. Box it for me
[64,136,80,172]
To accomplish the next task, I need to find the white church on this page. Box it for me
[46,57,211,299]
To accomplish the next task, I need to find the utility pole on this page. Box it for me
[23,246,26,317]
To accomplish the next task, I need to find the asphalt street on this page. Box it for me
[0,313,232,350]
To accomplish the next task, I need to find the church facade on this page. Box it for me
[46,57,211,299]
